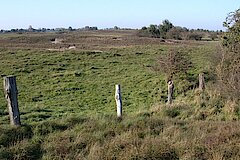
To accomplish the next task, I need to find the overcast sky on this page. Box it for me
[0,0,239,30]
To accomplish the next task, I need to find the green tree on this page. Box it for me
[159,19,173,39]
[141,26,147,30]
[217,8,240,100]
[68,26,73,31]
[114,26,120,30]
[148,24,160,38]
[223,9,240,53]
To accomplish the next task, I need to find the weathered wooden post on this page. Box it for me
[3,76,21,126]
[115,84,122,118]
[167,80,174,105]
[199,73,205,91]
[198,73,205,106]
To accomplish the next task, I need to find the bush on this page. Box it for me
[186,32,203,40]
[157,48,193,81]
[166,27,184,40]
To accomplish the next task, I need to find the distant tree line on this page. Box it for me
[0,25,99,34]
[0,25,137,34]
[137,19,222,41]
[1,22,222,40]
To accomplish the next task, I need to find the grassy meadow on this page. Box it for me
[0,30,239,159]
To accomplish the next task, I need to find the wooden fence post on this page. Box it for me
[199,73,205,91]
[115,84,122,118]
[3,76,21,126]
[167,80,174,105]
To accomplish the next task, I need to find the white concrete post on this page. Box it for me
[167,80,174,105]
[115,84,122,118]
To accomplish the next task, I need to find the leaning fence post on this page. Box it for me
[3,76,21,126]
[198,73,205,106]
[115,84,122,118]
[199,73,205,91]
[167,80,174,105]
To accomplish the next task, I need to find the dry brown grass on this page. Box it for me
[0,30,202,52]
[1,113,240,159]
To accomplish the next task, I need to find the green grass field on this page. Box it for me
[0,31,239,159]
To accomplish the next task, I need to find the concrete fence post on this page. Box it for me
[115,84,122,118]
[167,80,174,105]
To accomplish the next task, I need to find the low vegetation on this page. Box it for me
[1,112,240,159]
